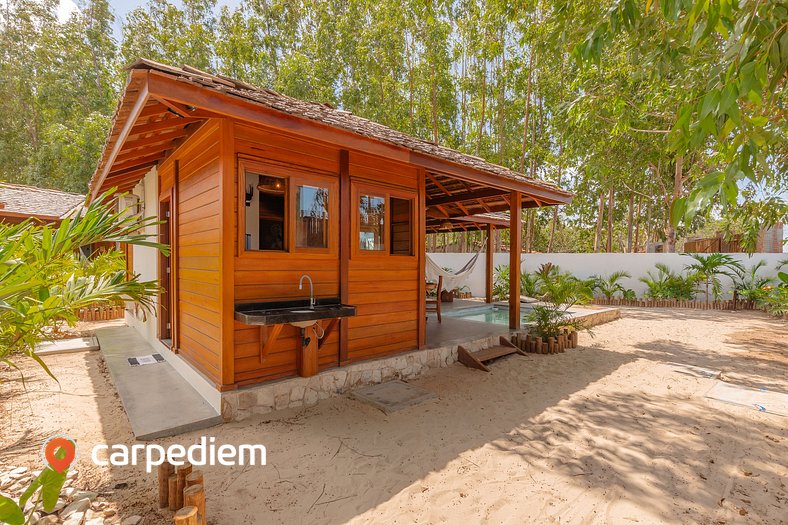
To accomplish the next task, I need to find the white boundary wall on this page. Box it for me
[428,252,786,299]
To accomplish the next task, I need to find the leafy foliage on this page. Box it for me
[0,192,166,378]
[639,263,700,300]
[591,270,632,299]
[684,253,743,303]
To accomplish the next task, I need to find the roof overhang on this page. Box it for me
[90,62,573,208]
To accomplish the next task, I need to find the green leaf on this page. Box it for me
[0,495,24,525]
[671,197,687,226]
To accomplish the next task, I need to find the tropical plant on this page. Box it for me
[684,253,744,304]
[591,270,632,299]
[730,261,772,306]
[492,265,510,301]
[0,191,166,380]
[622,289,636,301]
[640,263,699,300]
[526,270,592,339]
[520,271,541,299]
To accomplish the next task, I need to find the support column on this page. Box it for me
[485,224,494,303]
[509,191,522,329]
[339,150,350,365]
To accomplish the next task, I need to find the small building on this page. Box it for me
[683,224,785,253]
[89,60,570,416]
[0,182,85,224]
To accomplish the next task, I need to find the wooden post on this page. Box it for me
[547,337,555,354]
[168,475,178,511]
[176,463,192,509]
[158,462,174,508]
[185,470,203,488]
[509,191,522,329]
[174,506,198,525]
[486,224,494,303]
[184,484,206,525]
[339,149,351,361]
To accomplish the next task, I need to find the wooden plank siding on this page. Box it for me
[229,123,421,384]
[162,120,226,386]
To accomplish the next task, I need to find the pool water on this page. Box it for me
[445,305,576,326]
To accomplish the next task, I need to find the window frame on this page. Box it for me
[238,157,338,259]
[351,182,417,259]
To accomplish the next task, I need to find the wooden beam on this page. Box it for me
[219,118,236,387]
[486,224,494,303]
[413,154,573,205]
[418,167,427,349]
[338,149,351,365]
[115,144,173,165]
[454,215,510,227]
[426,187,507,206]
[90,74,150,200]
[129,116,202,137]
[509,190,522,330]
[426,173,452,196]
[120,129,189,152]
[108,153,166,175]
[102,166,154,188]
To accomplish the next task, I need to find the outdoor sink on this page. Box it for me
[234,299,356,327]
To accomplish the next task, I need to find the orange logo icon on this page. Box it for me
[42,435,77,473]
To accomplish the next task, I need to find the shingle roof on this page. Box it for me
[127,59,570,198]
[0,183,85,219]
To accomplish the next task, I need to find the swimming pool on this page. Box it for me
[444,304,577,325]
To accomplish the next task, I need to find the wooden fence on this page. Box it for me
[76,303,126,322]
[592,297,760,311]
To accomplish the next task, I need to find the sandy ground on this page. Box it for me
[1,310,786,524]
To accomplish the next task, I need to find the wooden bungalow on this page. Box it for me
[90,59,571,397]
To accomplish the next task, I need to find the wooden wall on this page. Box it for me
[232,122,341,384]
[345,152,419,362]
[159,120,225,386]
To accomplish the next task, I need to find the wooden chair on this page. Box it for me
[426,275,442,323]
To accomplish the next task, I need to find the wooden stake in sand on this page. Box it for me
[186,470,203,488]
[176,463,193,509]
[168,475,178,511]
[174,506,198,525]
[184,484,206,525]
[159,462,174,508]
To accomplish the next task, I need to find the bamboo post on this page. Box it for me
[571,331,578,348]
[524,334,532,352]
[168,475,178,511]
[176,463,192,509]
[158,462,175,508]
[174,506,198,525]
[184,484,206,525]
[547,337,555,354]
[186,470,203,488]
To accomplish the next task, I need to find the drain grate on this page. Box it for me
[127,354,165,367]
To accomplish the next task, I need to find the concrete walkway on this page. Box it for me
[36,336,99,356]
[96,326,222,440]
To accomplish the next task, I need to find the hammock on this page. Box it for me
[426,239,486,292]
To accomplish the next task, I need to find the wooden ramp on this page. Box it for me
[457,336,526,372]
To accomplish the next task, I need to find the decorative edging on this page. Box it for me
[592,298,759,311]
[220,335,502,422]
[76,303,125,321]
[512,328,577,354]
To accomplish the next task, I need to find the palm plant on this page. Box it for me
[526,271,592,339]
[520,271,541,298]
[640,263,699,300]
[0,191,166,379]
[684,253,744,304]
[591,270,632,299]
[492,265,510,300]
[730,261,772,306]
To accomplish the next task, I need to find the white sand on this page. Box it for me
[2,310,786,524]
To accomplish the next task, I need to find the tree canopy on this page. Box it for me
[1,0,784,252]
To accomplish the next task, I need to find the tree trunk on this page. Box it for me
[477,60,486,156]
[606,187,614,253]
[498,26,506,165]
[633,196,641,252]
[594,191,605,253]
[665,155,683,253]
[431,62,438,144]
[626,192,634,253]
[519,49,534,173]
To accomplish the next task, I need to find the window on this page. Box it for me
[359,194,386,251]
[245,172,286,251]
[390,197,413,255]
[296,184,329,249]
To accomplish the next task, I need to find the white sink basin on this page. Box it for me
[290,320,317,329]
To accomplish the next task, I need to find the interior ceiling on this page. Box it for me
[424,171,557,233]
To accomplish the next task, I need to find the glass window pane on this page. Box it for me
[390,197,413,255]
[359,194,385,251]
[245,172,286,251]
[296,185,329,249]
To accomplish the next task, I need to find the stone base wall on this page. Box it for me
[221,335,502,422]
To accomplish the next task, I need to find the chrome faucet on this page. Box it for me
[299,274,315,309]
